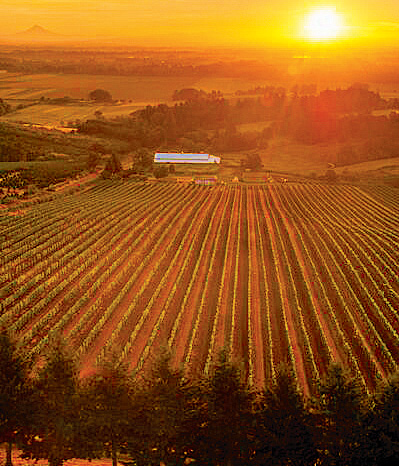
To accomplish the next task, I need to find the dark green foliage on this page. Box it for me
[325,169,338,183]
[254,365,317,466]
[89,142,108,155]
[89,89,113,102]
[153,165,169,178]
[18,161,87,188]
[0,329,31,466]
[364,373,399,465]
[79,355,133,466]
[0,328,395,466]
[0,98,11,116]
[312,364,367,466]
[78,96,282,152]
[86,151,100,171]
[87,141,108,171]
[0,121,126,167]
[77,85,399,162]
[199,351,255,466]
[133,148,154,172]
[0,125,43,163]
[173,88,207,101]
[241,153,263,170]
[103,153,122,174]
[128,348,200,466]
[23,339,79,466]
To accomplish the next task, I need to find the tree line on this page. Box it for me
[77,95,281,153]
[0,56,281,80]
[78,85,399,165]
[1,328,398,466]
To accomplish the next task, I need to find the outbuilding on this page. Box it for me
[195,176,218,185]
[154,153,221,164]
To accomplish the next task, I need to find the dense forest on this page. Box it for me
[0,328,398,466]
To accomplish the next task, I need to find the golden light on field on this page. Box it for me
[302,7,346,42]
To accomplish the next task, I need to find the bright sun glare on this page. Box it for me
[303,7,344,41]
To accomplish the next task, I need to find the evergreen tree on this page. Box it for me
[254,364,316,466]
[89,89,113,102]
[104,153,122,174]
[0,329,31,466]
[128,348,198,466]
[79,354,133,466]
[313,364,366,466]
[201,350,255,466]
[22,339,79,466]
[365,372,399,465]
[134,148,153,172]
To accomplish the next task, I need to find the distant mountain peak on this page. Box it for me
[18,25,59,37]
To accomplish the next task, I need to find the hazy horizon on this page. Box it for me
[1,1,399,48]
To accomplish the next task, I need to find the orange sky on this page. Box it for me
[1,1,398,47]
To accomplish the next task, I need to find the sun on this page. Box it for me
[303,7,344,41]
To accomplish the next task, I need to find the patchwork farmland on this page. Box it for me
[0,181,398,395]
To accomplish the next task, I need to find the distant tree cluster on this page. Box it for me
[0,54,282,80]
[172,88,223,101]
[0,98,11,116]
[0,124,44,163]
[0,122,128,164]
[78,96,278,152]
[279,86,395,145]
[0,162,87,195]
[281,104,399,153]
[78,85,399,164]
[89,89,113,103]
[235,85,287,96]
[1,328,399,466]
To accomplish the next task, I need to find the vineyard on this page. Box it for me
[0,181,398,395]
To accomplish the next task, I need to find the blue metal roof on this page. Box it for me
[154,152,220,164]
[155,153,210,160]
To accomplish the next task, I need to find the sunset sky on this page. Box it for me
[1,1,399,47]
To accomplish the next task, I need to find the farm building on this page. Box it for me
[154,153,221,164]
[195,176,218,185]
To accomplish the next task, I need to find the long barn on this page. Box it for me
[154,153,221,164]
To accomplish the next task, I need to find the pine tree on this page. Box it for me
[0,329,31,466]
[313,364,366,466]
[366,372,399,465]
[23,339,79,466]
[254,364,316,466]
[201,350,255,466]
[128,348,197,466]
[104,153,122,174]
[79,354,133,466]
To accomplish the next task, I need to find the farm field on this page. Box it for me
[0,102,146,126]
[0,72,268,103]
[0,181,398,395]
[0,73,268,126]
[0,72,398,103]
